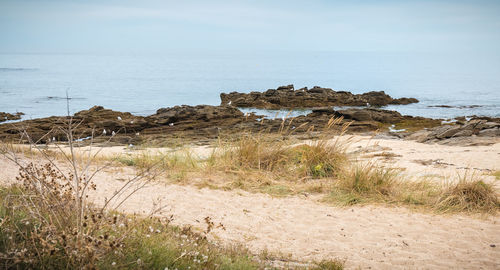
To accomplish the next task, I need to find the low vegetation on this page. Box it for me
[107,117,499,215]
[435,176,500,214]
[391,118,442,133]
[0,118,345,269]
[0,185,265,269]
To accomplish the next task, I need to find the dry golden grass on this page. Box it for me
[109,125,499,215]
[435,174,500,214]
[4,117,499,216]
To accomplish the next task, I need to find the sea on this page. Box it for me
[1,51,499,121]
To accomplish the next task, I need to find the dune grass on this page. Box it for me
[108,120,499,215]
[3,117,499,215]
[5,144,499,216]
[434,174,500,214]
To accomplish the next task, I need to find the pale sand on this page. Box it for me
[17,134,500,183]
[1,137,499,269]
[349,135,500,184]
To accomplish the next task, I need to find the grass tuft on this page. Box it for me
[435,177,500,214]
[312,259,345,270]
[337,162,397,196]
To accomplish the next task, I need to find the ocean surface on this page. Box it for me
[1,51,499,121]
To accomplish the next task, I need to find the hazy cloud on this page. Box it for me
[1,0,499,53]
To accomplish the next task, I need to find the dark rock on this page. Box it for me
[220,85,418,109]
[0,106,150,143]
[311,108,404,123]
[150,105,243,125]
[428,105,482,109]
[391,97,419,105]
[0,105,251,144]
[276,85,294,91]
[0,112,24,123]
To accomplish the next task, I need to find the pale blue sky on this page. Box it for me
[1,0,499,53]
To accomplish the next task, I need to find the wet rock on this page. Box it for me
[220,85,419,109]
[428,105,482,109]
[0,112,24,123]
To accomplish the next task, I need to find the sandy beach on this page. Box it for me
[1,136,499,269]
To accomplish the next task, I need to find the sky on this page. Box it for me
[1,0,499,53]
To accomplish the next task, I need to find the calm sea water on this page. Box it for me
[1,51,499,120]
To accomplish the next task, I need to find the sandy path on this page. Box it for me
[1,138,499,269]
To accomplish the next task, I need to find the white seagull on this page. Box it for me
[169,123,174,126]
[112,131,116,136]
[228,101,232,105]
[102,129,107,135]
[117,116,122,120]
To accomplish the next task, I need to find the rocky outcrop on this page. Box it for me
[149,105,244,125]
[0,112,24,123]
[0,106,151,143]
[0,105,251,144]
[220,85,418,109]
[405,119,500,146]
[332,108,404,123]
[1,104,465,145]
